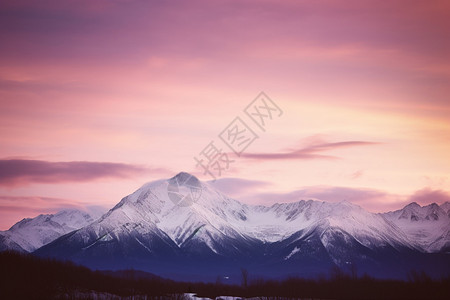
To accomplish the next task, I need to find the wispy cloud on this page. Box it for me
[0,159,164,187]
[239,186,450,213]
[241,141,379,161]
[0,195,82,212]
[241,186,392,207]
[350,170,364,180]
[408,188,450,205]
[208,177,270,198]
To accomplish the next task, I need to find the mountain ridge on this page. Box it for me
[30,172,450,281]
[0,209,96,252]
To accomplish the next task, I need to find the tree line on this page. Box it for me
[0,251,448,299]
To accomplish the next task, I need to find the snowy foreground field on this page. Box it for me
[185,294,242,300]
[57,293,318,300]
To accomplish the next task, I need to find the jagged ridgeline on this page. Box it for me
[2,172,448,282]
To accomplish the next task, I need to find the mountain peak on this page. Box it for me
[426,202,439,209]
[169,172,200,186]
[166,172,203,207]
[404,202,420,209]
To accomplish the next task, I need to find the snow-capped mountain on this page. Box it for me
[383,202,450,253]
[34,172,450,281]
[0,209,97,252]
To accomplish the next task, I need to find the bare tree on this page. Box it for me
[350,262,358,279]
[241,268,249,288]
[216,275,223,285]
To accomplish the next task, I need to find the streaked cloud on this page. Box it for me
[0,159,163,187]
[241,141,379,161]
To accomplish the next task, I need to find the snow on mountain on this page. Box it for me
[133,173,413,252]
[441,202,450,216]
[38,173,414,257]
[33,172,450,282]
[16,171,445,282]
[8,173,445,259]
[0,209,97,252]
[233,200,416,251]
[45,173,262,259]
[383,202,450,252]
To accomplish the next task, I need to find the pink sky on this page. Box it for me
[1,0,450,229]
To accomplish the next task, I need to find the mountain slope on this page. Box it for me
[35,173,264,277]
[0,209,96,252]
[35,172,450,280]
[383,202,450,253]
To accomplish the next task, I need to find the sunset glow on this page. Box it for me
[1,0,449,229]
